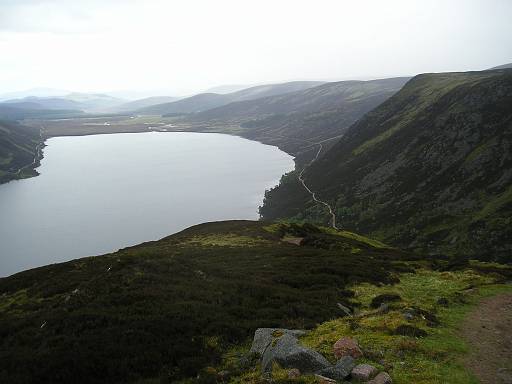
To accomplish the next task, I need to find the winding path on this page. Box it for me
[13,125,45,177]
[297,136,341,229]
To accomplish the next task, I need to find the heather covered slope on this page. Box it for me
[0,220,414,383]
[261,69,512,260]
[0,120,41,183]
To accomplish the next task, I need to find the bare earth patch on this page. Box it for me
[461,292,512,384]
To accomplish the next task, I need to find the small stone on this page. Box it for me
[366,371,392,384]
[351,363,378,381]
[288,368,301,379]
[315,374,337,384]
[333,337,363,359]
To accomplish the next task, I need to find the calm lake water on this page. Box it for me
[0,132,294,277]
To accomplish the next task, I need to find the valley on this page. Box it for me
[0,68,511,384]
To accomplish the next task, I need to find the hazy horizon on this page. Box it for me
[1,0,511,98]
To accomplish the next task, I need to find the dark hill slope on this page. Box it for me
[261,69,512,260]
[137,81,323,115]
[182,78,409,157]
[0,120,42,183]
[0,220,414,384]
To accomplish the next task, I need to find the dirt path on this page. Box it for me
[298,142,338,229]
[461,292,512,384]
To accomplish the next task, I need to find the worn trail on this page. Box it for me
[461,292,512,384]
[298,141,338,229]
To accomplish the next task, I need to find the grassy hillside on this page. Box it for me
[0,120,42,183]
[260,69,512,261]
[0,220,418,383]
[137,81,323,115]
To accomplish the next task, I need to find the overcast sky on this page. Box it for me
[1,0,511,97]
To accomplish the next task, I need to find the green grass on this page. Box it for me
[298,269,510,384]
[473,184,512,221]
[180,234,271,247]
[464,137,495,164]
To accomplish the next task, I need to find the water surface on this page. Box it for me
[0,132,294,276]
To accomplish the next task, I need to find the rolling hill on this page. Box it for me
[182,77,410,157]
[2,96,83,110]
[111,96,180,112]
[0,220,414,383]
[0,120,42,183]
[136,81,324,115]
[260,69,512,260]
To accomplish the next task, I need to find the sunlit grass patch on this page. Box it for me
[299,269,511,384]
[180,234,271,247]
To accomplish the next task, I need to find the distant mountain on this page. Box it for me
[0,87,69,101]
[188,77,410,156]
[0,120,41,184]
[64,93,126,112]
[3,96,83,110]
[204,84,251,94]
[1,93,126,114]
[0,104,84,121]
[111,96,180,112]
[488,63,512,70]
[261,69,512,261]
[137,81,324,115]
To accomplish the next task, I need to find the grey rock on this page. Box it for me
[262,333,331,373]
[337,303,352,316]
[317,356,355,381]
[249,328,305,355]
[250,328,330,374]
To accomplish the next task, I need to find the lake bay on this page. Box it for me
[0,132,294,276]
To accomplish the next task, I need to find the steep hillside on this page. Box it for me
[0,120,42,183]
[261,69,512,260]
[0,220,414,383]
[137,81,323,115]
